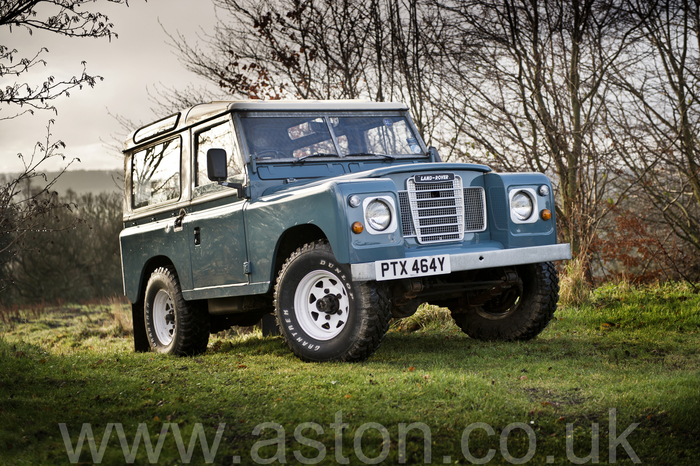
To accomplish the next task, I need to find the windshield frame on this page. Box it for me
[234,111,428,164]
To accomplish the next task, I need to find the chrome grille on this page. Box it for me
[399,176,486,244]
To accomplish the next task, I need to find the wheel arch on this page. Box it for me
[133,255,178,304]
[130,255,178,352]
[271,224,328,287]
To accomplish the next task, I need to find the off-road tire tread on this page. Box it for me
[274,240,391,362]
[452,261,559,341]
[146,266,210,356]
[343,280,392,362]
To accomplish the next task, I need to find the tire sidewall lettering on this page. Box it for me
[277,248,359,360]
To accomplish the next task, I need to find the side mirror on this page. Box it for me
[207,148,228,181]
[428,146,442,163]
[206,148,247,198]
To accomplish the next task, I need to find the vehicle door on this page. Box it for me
[182,116,250,294]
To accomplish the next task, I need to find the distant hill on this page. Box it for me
[4,170,123,197]
[50,170,122,196]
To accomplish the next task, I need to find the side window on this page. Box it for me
[131,138,181,209]
[195,122,240,191]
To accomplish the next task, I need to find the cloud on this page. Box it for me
[0,0,220,174]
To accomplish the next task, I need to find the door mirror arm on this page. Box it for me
[217,181,245,199]
[207,148,248,199]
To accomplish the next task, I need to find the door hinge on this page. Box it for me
[243,262,252,275]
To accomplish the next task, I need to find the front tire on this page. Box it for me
[451,262,559,341]
[274,240,391,362]
[144,266,210,355]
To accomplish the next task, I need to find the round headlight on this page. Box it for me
[366,199,392,231]
[511,191,533,221]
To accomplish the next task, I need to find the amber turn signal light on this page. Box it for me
[540,209,552,221]
[352,222,364,234]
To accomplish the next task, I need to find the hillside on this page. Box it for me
[50,169,122,196]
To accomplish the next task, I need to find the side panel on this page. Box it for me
[120,130,193,304]
[120,218,193,303]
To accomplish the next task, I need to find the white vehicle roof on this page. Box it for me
[124,100,410,151]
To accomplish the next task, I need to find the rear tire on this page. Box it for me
[144,266,210,355]
[451,262,559,341]
[274,240,391,362]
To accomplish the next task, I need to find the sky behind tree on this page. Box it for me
[0,0,220,173]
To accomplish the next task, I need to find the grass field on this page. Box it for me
[1,282,699,465]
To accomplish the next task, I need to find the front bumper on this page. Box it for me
[350,243,572,281]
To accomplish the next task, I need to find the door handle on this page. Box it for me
[174,208,186,230]
[194,227,201,245]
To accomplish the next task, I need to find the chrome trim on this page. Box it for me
[509,188,539,224]
[182,281,271,300]
[399,182,487,243]
[351,244,572,281]
[363,195,398,235]
[407,175,465,244]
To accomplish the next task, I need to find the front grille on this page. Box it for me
[399,175,486,244]
[463,187,487,231]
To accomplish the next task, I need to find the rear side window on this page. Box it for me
[131,137,181,209]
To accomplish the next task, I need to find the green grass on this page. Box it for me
[1,283,699,465]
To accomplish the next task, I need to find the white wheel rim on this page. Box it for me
[294,270,350,341]
[153,289,175,345]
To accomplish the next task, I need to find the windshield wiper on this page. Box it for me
[346,152,396,160]
[292,153,337,164]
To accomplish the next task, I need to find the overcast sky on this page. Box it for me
[0,0,222,174]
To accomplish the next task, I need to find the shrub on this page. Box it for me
[391,304,455,332]
[559,257,591,307]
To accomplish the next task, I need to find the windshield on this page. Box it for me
[239,114,425,162]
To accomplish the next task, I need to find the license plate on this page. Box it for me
[375,255,451,281]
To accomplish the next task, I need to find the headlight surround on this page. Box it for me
[365,199,392,231]
[511,190,534,221]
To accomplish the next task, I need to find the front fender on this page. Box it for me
[244,177,404,287]
[244,181,350,287]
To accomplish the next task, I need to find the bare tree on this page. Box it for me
[426,0,645,271]
[165,0,447,144]
[607,0,700,258]
[155,0,696,282]
[1,0,130,296]
[0,121,82,294]
[1,189,124,305]
[1,0,129,118]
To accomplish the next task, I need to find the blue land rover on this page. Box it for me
[120,100,571,362]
